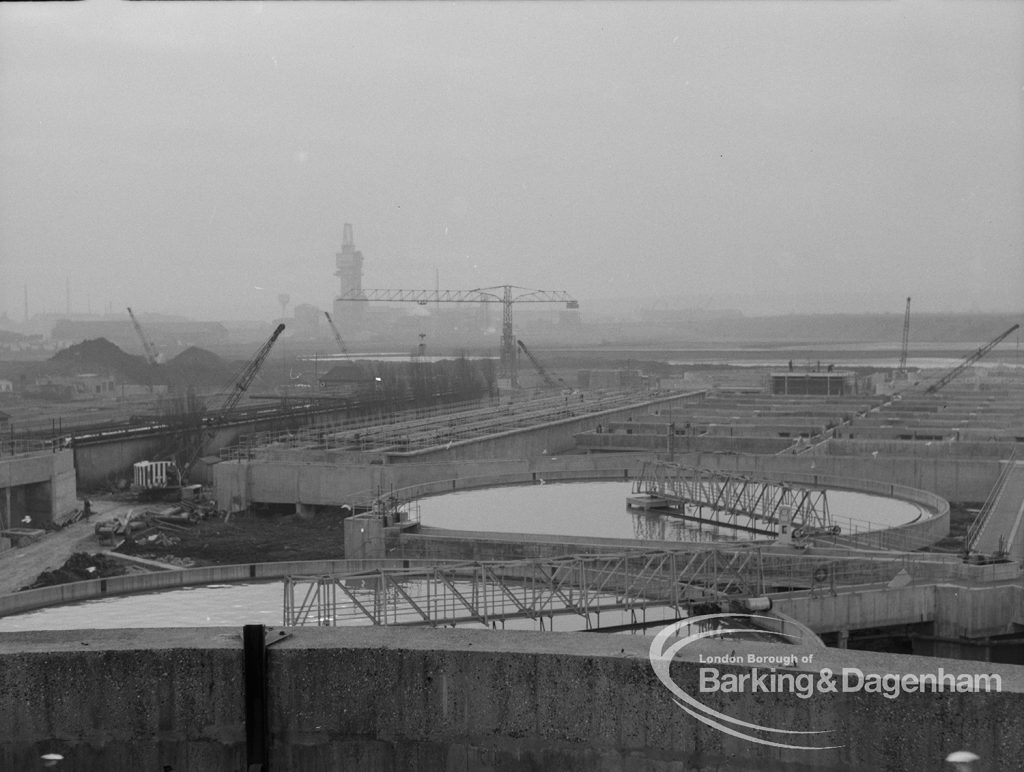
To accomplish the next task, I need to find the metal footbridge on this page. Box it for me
[282,547,964,629]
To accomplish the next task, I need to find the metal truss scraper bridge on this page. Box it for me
[629,461,836,538]
[281,547,958,630]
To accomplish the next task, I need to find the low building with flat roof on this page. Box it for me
[769,370,855,396]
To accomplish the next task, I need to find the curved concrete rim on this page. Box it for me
[367,466,951,550]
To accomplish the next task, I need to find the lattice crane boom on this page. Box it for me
[517,339,563,389]
[897,297,911,373]
[127,306,161,366]
[323,311,349,356]
[220,323,286,413]
[924,323,1020,394]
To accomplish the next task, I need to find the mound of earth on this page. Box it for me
[20,552,127,590]
[45,338,154,383]
[164,346,234,387]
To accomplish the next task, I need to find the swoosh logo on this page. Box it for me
[648,613,841,750]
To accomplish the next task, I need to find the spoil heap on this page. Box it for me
[20,552,127,590]
[164,346,234,387]
[47,338,152,383]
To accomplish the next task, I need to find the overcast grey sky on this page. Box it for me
[1,0,1021,321]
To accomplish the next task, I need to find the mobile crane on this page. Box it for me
[924,323,1020,394]
[127,306,163,365]
[323,311,349,356]
[173,323,286,484]
[516,339,564,389]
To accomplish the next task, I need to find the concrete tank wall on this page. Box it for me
[214,453,651,511]
[1,627,1022,771]
[70,405,353,489]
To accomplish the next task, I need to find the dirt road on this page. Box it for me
[0,501,139,595]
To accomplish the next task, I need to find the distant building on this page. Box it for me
[293,304,323,339]
[318,363,370,397]
[769,371,855,396]
[332,223,368,327]
[30,374,117,401]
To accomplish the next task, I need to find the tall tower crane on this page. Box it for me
[127,307,162,365]
[323,311,349,356]
[334,284,578,387]
[897,297,911,373]
[924,323,1020,394]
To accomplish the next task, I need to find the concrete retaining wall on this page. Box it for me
[70,405,353,489]
[1,626,1022,771]
[0,450,76,526]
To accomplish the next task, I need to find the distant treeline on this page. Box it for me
[367,356,497,408]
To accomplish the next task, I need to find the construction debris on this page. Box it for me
[20,552,127,590]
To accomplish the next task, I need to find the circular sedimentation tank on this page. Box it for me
[0,478,943,632]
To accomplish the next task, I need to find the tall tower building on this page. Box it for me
[332,223,368,325]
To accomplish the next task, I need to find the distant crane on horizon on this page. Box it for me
[323,311,349,357]
[897,296,911,374]
[333,284,579,387]
[126,306,163,366]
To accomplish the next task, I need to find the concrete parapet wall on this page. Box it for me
[576,433,793,454]
[818,439,1018,459]
[932,582,1024,639]
[0,628,246,771]
[771,580,1024,642]
[773,584,937,634]
[1,626,1022,771]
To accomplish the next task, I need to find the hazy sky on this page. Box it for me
[1,0,1022,321]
